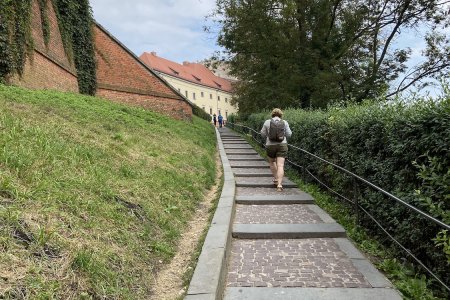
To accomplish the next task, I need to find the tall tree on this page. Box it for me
[209,0,450,114]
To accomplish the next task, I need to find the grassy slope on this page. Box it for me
[0,85,217,299]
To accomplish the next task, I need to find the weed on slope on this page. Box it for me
[0,85,217,299]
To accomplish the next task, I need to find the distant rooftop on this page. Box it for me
[139,52,233,93]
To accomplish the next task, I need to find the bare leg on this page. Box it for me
[276,157,285,188]
[268,157,277,183]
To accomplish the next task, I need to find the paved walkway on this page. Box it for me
[219,128,401,300]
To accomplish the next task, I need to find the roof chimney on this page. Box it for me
[151,51,157,56]
[183,61,190,66]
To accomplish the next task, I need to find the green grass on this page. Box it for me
[0,85,217,299]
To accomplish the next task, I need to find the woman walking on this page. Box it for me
[260,108,292,191]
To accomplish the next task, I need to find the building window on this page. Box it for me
[185,91,188,98]
[225,97,228,103]
[193,92,196,100]
[201,92,204,97]
[202,106,206,111]
[209,108,212,114]
[218,109,221,115]
[218,96,221,101]
[226,111,228,118]
[210,94,213,99]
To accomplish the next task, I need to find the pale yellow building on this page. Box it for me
[140,52,237,120]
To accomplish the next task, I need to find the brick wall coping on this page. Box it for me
[34,46,77,77]
[97,83,183,100]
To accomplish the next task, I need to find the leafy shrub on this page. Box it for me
[192,104,212,122]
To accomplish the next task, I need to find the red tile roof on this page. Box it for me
[139,52,233,93]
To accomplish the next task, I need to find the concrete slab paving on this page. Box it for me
[236,195,315,205]
[237,187,311,196]
[230,161,269,168]
[232,223,346,238]
[232,168,273,176]
[224,287,402,300]
[225,150,259,155]
[227,155,265,161]
[224,145,254,149]
[235,177,297,188]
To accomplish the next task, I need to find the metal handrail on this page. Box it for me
[228,122,450,230]
[227,121,450,291]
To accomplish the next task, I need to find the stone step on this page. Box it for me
[235,177,297,188]
[232,168,273,176]
[232,223,346,238]
[224,288,402,300]
[225,150,259,155]
[227,155,264,161]
[230,161,269,168]
[222,141,249,144]
[224,145,254,149]
[235,193,314,204]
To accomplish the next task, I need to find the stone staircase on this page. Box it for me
[185,127,402,300]
[219,128,401,300]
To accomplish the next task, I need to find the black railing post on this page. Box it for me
[353,177,360,225]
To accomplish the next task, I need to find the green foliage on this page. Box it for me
[52,0,97,95]
[192,103,212,121]
[210,0,450,114]
[38,0,50,46]
[0,0,97,95]
[0,84,217,298]
[242,93,450,294]
[0,18,12,82]
[0,0,33,80]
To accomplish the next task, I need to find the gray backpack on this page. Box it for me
[268,119,285,142]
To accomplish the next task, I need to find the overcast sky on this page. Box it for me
[90,0,220,64]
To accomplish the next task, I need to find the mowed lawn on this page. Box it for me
[0,85,217,299]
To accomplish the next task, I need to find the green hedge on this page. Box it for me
[242,95,450,290]
[192,104,212,122]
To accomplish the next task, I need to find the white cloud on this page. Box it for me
[90,0,220,63]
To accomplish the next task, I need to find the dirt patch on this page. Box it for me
[151,149,223,300]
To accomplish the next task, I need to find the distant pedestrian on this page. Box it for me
[213,114,217,127]
[218,113,223,128]
[260,108,292,192]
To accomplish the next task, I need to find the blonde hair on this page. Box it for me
[271,108,283,118]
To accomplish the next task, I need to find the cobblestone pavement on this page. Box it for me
[234,205,323,224]
[237,187,304,196]
[227,239,371,288]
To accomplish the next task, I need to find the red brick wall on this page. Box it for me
[9,0,192,120]
[94,25,192,120]
[96,89,192,120]
[10,0,78,92]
